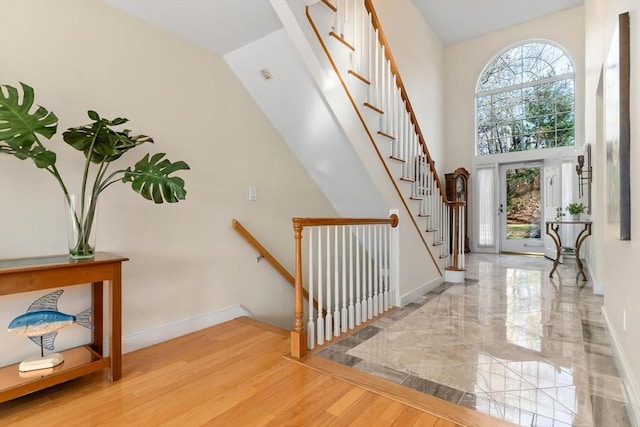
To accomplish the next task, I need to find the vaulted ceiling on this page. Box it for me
[103,0,584,55]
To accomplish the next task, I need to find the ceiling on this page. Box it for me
[103,0,584,55]
[412,0,584,46]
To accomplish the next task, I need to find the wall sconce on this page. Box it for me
[575,143,592,214]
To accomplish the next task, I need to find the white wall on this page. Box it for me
[585,0,640,417]
[0,0,338,364]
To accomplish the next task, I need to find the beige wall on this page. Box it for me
[585,0,640,411]
[0,0,338,362]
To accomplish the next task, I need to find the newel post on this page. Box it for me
[451,202,460,270]
[291,219,307,358]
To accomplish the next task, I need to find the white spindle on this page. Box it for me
[360,3,366,76]
[373,29,378,101]
[341,226,348,333]
[386,62,392,133]
[392,76,398,138]
[348,226,355,329]
[325,227,332,342]
[373,225,379,317]
[352,0,357,47]
[308,228,315,349]
[379,45,386,131]
[377,226,384,314]
[334,227,340,337]
[383,225,389,311]
[367,225,373,320]
[367,16,373,101]
[355,225,362,326]
[317,227,324,346]
[337,0,344,37]
[461,207,465,268]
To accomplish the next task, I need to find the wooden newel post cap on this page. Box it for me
[390,213,399,227]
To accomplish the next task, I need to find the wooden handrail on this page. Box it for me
[231,219,317,312]
[292,214,398,229]
[364,0,448,203]
[232,219,295,285]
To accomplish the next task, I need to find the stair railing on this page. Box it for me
[306,0,465,276]
[291,214,398,358]
[232,219,321,313]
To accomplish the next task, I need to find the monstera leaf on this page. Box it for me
[123,153,189,203]
[1,81,190,256]
[63,111,153,164]
[0,83,58,168]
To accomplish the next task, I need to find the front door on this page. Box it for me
[500,163,544,254]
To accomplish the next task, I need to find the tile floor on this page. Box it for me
[316,253,633,426]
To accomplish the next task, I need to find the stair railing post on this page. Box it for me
[291,219,307,358]
[451,202,459,270]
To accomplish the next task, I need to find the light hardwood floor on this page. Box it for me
[0,317,511,426]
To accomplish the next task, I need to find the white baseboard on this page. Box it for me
[584,260,604,295]
[400,276,444,306]
[102,305,253,355]
[602,306,640,427]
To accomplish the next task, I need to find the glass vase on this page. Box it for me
[65,193,98,259]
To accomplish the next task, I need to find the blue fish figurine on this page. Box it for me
[7,290,94,351]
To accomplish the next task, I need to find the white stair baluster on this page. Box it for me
[367,225,373,320]
[362,225,369,323]
[378,225,384,314]
[334,226,340,337]
[308,228,315,349]
[383,225,389,311]
[317,227,324,346]
[348,225,355,329]
[373,224,379,317]
[341,226,348,332]
[325,226,332,342]
[355,225,362,326]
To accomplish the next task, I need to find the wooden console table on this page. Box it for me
[545,221,592,281]
[0,253,128,403]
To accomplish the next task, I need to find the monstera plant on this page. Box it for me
[0,82,190,258]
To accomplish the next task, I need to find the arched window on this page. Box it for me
[476,41,575,155]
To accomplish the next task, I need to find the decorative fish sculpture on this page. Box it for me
[7,290,94,351]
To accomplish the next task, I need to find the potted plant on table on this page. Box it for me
[0,82,190,259]
[566,202,586,221]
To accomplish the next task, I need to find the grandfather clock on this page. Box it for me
[445,168,470,253]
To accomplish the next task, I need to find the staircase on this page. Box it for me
[227,1,465,284]
[283,0,465,280]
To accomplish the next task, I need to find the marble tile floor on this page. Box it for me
[316,254,633,427]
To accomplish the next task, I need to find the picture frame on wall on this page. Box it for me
[605,11,631,241]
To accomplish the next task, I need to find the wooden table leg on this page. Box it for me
[546,222,562,278]
[91,281,104,357]
[110,264,123,381]
[574,223,592,281]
